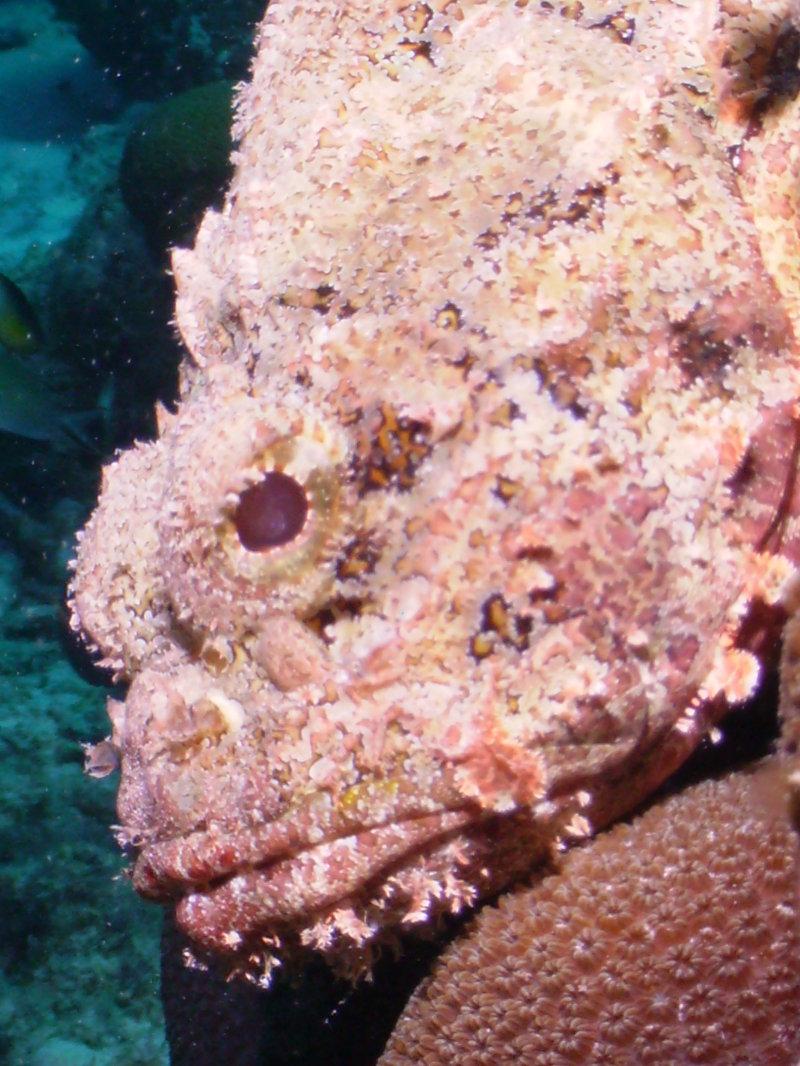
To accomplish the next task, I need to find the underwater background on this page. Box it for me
[0,1,262,1061]
[3,3,791,1064]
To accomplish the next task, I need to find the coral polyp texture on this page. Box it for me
[379,756,800,1066]
[70,0,800,982]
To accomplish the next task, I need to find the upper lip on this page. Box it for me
[131,773,477,899]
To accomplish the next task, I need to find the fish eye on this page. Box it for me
[234,470,309,551]
[146,400,355,633]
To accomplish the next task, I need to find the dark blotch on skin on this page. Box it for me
[235,471,308,551]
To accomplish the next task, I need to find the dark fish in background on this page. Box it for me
[0,272,58,440]
[0,273,104,447]
[119,81,235,252]
[0,355,104,446]
[0,272,43,354]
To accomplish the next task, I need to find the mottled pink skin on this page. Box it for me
[71,0,800,981]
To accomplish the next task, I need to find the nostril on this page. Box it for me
[234,470,309,551]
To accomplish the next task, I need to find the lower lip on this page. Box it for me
[166,808,475,954]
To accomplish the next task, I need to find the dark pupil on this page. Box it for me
[234,471,308,551]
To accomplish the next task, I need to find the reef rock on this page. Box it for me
[71,0,800,983]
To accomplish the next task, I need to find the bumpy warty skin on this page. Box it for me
[70,0,800,980]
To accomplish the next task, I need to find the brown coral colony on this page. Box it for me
[234,471,309,551]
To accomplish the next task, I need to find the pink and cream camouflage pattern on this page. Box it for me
[70,0,800,982]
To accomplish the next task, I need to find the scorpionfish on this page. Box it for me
[71,0,800,982]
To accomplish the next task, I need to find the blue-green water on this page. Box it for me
[0,1,260,1060]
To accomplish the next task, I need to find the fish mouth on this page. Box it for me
[107,656,555,964]
[133,804,479,956]
[106,658,504,960]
